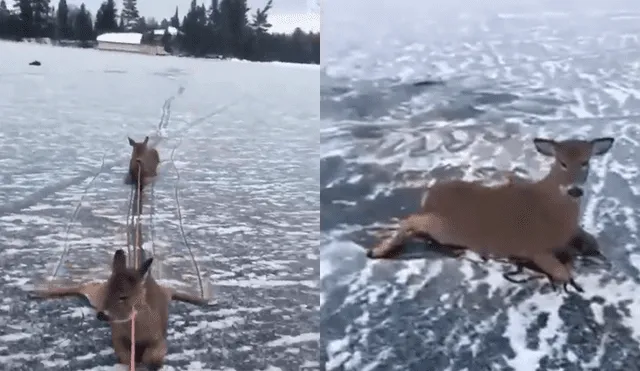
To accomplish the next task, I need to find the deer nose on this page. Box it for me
[567,186,584,198]
[96,311,110,322]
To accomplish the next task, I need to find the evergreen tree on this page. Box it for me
[159,18,168,28]
[94,0,117,34]
[182,0,207,55]
[247,0,271,60]
[218,0,249,57]
[32,0,51,37]
[203,0,220,53]
[170,6,179,29]
[250,0,271,34]
[207,0,219,28]
[73,3,92,43]
[0,0,9,37]
[15,0,33,38]
[133,15,146,33]
[55,0,70,39]
[146,17,158,29]
[121,0,139,30]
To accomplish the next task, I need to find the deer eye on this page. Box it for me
[560,161,568,170]
[118,296,128,302]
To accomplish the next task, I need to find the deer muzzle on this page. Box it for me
[96,311,110,322]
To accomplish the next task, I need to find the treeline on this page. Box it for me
[0,0,319,64]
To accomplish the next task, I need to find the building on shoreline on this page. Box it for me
[96,28,180,55]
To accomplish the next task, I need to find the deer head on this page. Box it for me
[533,137,614,198]
[101,249,153,322]
[128,136,150,163]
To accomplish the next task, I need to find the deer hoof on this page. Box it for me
[503,274,531,284]
[366,249,375,259]
[566,278,584,293]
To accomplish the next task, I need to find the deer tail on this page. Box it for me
[171,290,210,306]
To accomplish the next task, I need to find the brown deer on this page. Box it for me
[368,137,615,292]
[420,162,605,289]
[31,249,210,370]
[125,136,160,190]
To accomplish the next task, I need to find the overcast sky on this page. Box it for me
[68,0,319,32]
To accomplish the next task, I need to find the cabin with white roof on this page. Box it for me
[96,32,170,55]
[96,32,148,54]
[96,27,183,56]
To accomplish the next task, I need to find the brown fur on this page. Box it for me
[31,250,209,369]
[369,137,614,288]
[127,136,160,190]
[429,168,604,290]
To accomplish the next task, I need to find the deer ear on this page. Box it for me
[138,258,153,280]
[533,138,556,157]
[143,136,149,145]
[128,137,135,146]
[113,249,127,271]
[591,137,614,156]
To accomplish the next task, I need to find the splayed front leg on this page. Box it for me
[112,332,132,366]
[142,340,167,371]
[30,282,107,309]
[530,252,583,294]
[368,213,445,259]
[502,264,541,284]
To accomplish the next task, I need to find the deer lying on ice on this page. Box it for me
[31,249,210,370]
[426,167,605,271]
[368,137,615,292]
[125,136,160,190]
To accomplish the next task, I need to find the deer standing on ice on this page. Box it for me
[31,249,210,370]
[126,136,160,190]
[368,137,615,292]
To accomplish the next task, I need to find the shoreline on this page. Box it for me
[0,37,320,67]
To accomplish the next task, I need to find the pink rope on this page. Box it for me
[130,309,137,370]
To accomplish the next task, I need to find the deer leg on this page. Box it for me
[529,252,578,293]
[563,278,584,293]
[141,339,167,371]
[502,262,545,284]
[171,290,210,306]
[415,231,468,259]
[503,264,527,283]
[368,213,442,259]
[30,285,83,299]
[112,334,131,366]
[561,258,584,293]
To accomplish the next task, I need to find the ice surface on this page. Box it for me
[320,1,640,370]
[0,41,319,370]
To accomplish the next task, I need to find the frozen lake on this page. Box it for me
[321,0,640,370]
[0,41,319,370]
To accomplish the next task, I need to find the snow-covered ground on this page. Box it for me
[321,1,640,370]
[0,41,319,370]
